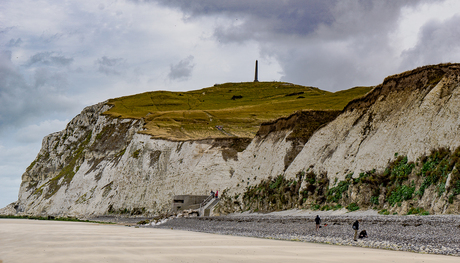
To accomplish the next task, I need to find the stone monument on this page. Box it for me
[254,60,259,82]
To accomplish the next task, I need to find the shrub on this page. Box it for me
[416,148,455,197]
[407,207,429,215]
[332,204,342,210]
[327,180,350,203]
[305,171,316,185]
[347,203,360,212]
[241,174,303,212]
[269,175,284,189]
[384,156,415,186]
[387,184,415,206]
[370,196,379,205]
[132,149,141,159]
[437,183,446,197]
[378,209,390,215]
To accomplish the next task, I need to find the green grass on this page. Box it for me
[378,209,390,215]
[327,180,351,203]
[346,202,360,212]
[104,82,372,140]
[406,207,429,215]
[387,184,415,206]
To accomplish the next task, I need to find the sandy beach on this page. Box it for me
[0,218,459,263]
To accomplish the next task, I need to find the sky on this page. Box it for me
[2,0,460,208]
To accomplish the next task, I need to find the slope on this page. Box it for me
[103,82,372,140]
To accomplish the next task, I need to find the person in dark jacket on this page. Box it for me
[358,230,368,239]
[315,215,321,232]
[352,220,360,241]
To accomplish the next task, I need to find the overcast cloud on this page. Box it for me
[96,56,125,75]
[400,14,460,70]
[168,55,195,81]
[26,51,74,67]
[1,0,460,207]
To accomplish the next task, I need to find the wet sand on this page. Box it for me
[0,218,458,263]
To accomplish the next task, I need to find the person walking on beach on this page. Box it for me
[315,215,321,232]
[352,220,360,241]
[215,190,219,198]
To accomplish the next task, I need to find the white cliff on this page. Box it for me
[15,102,295,217]
[285,65,460,180]
[9,63,460,217]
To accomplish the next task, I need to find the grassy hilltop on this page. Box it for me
[104,82,372,140]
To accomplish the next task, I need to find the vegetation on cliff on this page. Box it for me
[217,147,460,215]
[104,82,371,140]
[32,131,93,198]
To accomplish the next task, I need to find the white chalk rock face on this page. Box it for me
[16,101,294,217]
[14,64,460,216]
[285,66,460,182]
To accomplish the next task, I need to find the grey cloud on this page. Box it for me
[96,56,124,75]
[141,0,439,90]
[168,55,195,81]
[267,0,438,90]
[146,0,431,42]
[34,68,68,89]
[97,56,123,67]
[275,45,377,91]
[39,32,64,44]
[26,51,74,67]
[0,27,14,35]
[0,51,76,131]
[271,1,428,89]
[143,0,337,41]
[6,38,22,47]
[400,15,460,71]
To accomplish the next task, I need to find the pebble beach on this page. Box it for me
[154,213,460,257]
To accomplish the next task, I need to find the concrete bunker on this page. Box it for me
[172,195,208,212]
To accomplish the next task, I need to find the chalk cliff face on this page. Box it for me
[285,64,460,179]
[16,103,298,217]
[12,63,460,217]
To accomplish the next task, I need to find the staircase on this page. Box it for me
[199,195,220,216]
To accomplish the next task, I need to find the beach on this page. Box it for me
[1,218,459,263]
[155,213,460,256]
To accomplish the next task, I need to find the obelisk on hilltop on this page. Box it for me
[254,60,259,82]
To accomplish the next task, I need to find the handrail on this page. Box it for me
[199,194,214,209]
[198,197,220,217]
